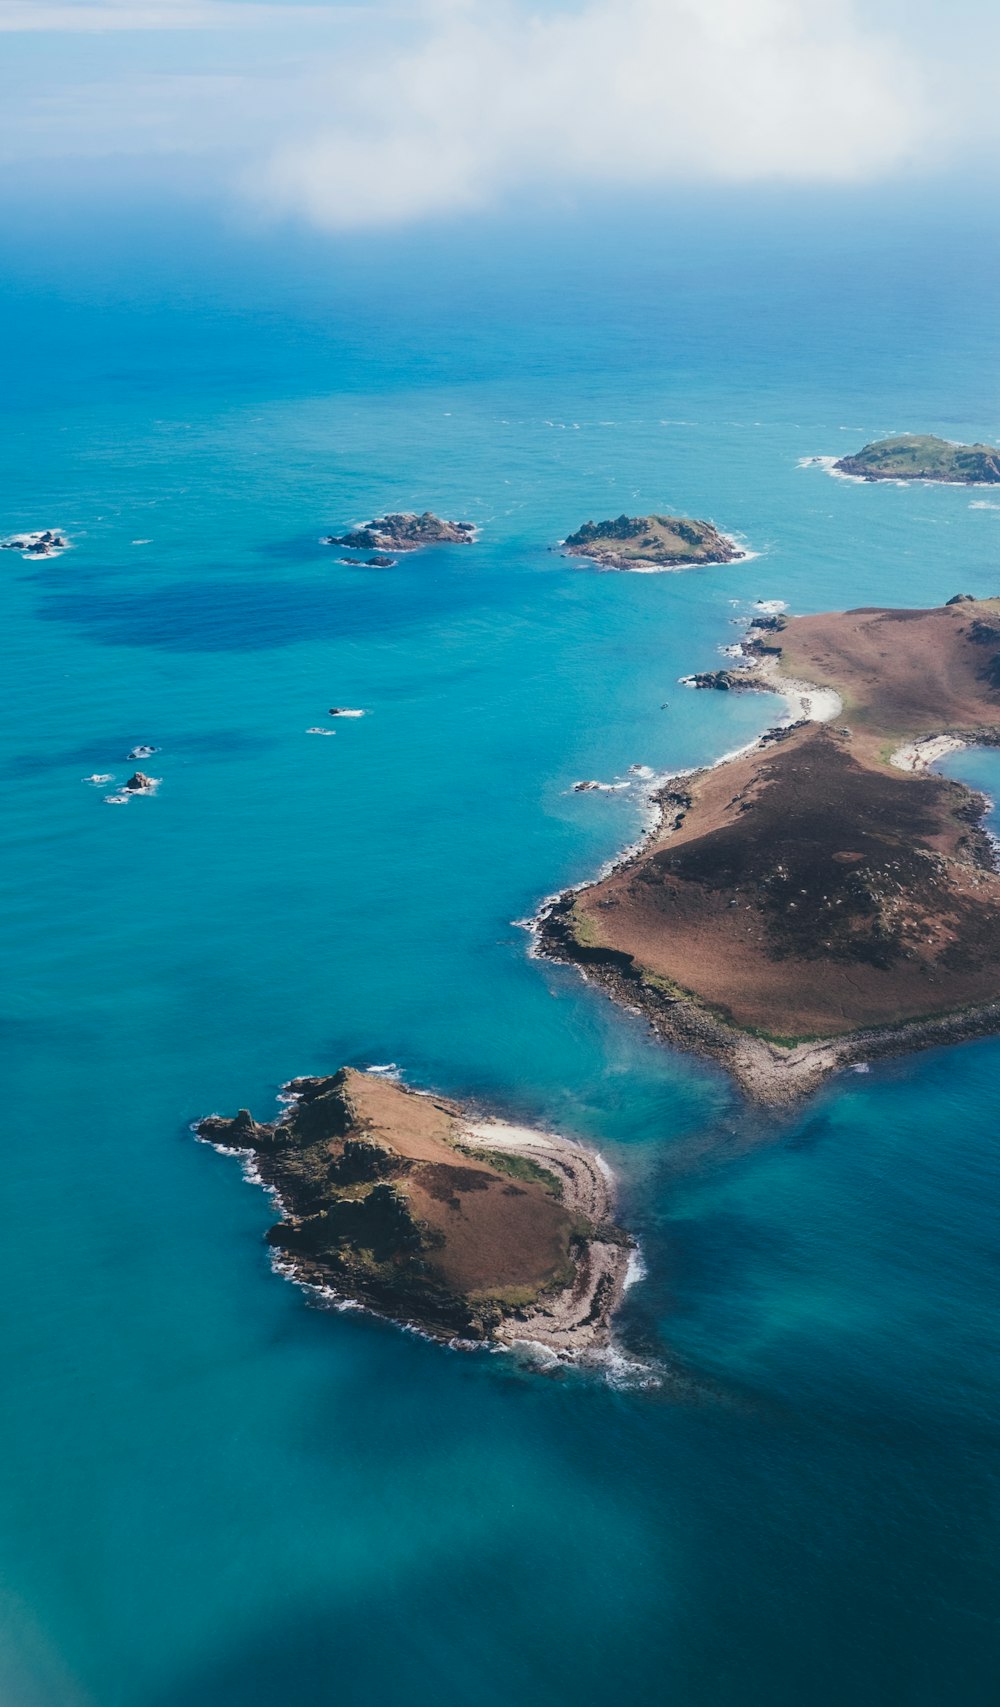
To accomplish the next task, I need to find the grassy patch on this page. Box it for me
[467,1147,564,1199]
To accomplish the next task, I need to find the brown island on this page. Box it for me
[562,513,745,571]
[198,1068,630,1354]
[538,598,1000,1103]
[325,512,476,552]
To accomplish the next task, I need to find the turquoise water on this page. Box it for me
[1,194,999,1704]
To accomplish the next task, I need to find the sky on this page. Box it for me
[0,0,996,233]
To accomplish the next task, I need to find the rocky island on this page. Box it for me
[537,599,1000,1103]
[325,513,476,552]
[198,1067,629,1355]
[1,529,68,558]
[562,514,745,571]
[833,435,1000,483]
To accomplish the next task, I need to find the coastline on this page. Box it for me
[197,1073,632,1363]
[801,454,1000,489]
[564,532,754,573]
[529,604,1000,1104]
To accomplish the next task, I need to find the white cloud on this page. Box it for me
[259,0,927,229]
[0,1,352,29]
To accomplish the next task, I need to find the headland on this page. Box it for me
[536,599,1000,1103]
[198,1067,629,1356]
[562,514,745,571]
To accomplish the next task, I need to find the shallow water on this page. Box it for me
[1,192,999,1705]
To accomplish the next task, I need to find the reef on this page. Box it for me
[562,514,745,570]
[325,513,476,552]
[1,529,68,557]
[535,600,1000,1103]
[833,435,1000,483]
[197,1068,629,1354]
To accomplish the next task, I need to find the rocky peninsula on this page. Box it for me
[562,514,745,571]
[198,1068,629,1355]
[325,513,476,552]
[537,599,1000,1103]
[833,435,1000,483]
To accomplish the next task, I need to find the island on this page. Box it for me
[832,435,1000,483]
[561,514,745,571]
[325,513,476,552]
[1,529,68,557]
[536,599,1000,1103]
[197,1067,630,1354]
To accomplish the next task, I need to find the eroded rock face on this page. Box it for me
[197,1068,628,1349]
[123,772,156,793]
[325,513,475,552]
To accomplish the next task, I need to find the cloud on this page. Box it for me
[259,0,927,229]
[0,1,353,29]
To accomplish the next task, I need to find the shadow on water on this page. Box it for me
[35,569,490,652]
[1,730,274,780]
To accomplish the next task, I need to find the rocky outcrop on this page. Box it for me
[2,529,68,557]
[834,435,1000,483]
[562,513,745,570]
[326,513,476,553]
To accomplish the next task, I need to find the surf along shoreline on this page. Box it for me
[532,599,1000,1105]
[197,1068,632,1365]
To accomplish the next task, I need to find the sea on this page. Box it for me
[1,186,999,1705]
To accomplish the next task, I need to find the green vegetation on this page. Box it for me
[834,435,1000,484]
[568,904,604,949]
[462,1146,564,1199]
[563,513,743,567]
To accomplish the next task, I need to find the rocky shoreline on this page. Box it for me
[536,887,1000,1104]
[325,512,476,553]
[561,513,746,571]
[198,1068,630,1358]
[830,434,1000,484]
[532,600,1000,1104]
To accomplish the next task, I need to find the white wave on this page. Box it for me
[306,727,337,736]
[83,773,113,785]
[103,793,130,805]
[327,708,366,718]
[970,500,1000,510]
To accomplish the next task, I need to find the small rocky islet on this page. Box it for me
[561,513,745,570]
[198,1068,630,1355]
[832,434,1000,483]
[324,512,476,556]
[2,529,69,558]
